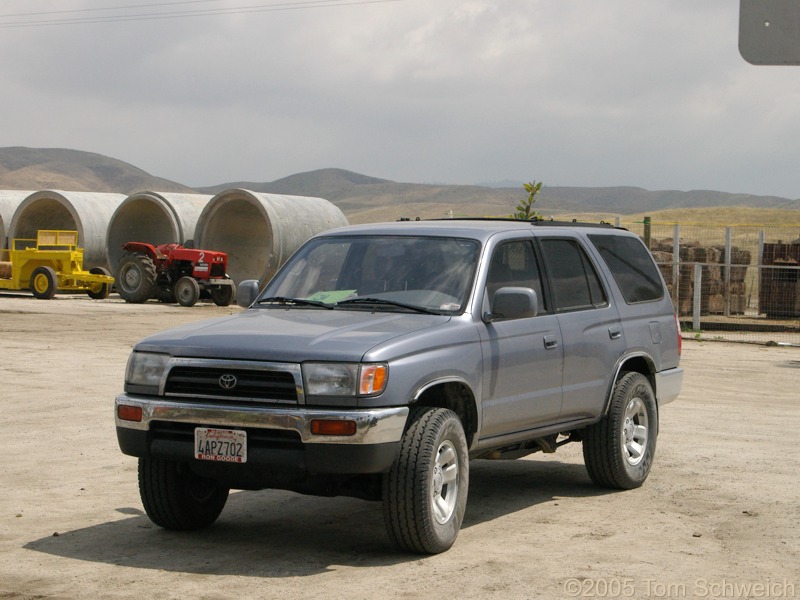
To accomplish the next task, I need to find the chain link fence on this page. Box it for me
[619,219,800,346]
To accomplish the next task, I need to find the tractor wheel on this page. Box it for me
[30,266,58,299]
[87,267,112,300]
[210,283,236,307]
[117,252,157,303]
[154,286,176,303]
[175,276,200,307]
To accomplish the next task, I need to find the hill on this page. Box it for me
[198,169,799,223]
[0,147,194,194]
[2,147,798,223]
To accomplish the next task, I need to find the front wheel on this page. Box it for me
[30,266,58,299]
[582,372,658,489]
[210,283,235,307]
[382,407,469,554]
[175,276,200,307]
[138,458,229,530]
[87,267,111,300]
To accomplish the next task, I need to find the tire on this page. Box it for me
[382,407,469,554]
[87,267,111,300]
[138,458,229,530]
[154,286,176,303]
[30,266,58,299]
[210,282,235,307]
[117,252,157,303]
[175,276,200,307]
[582,372,658,490]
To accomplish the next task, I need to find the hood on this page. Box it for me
[135,307,451,362]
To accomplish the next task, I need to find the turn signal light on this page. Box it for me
[359,364,388,395]
[118,405,143,422]
[310,419,357,436]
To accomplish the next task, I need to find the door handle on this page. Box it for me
[543,335,558,349]
[608,327,622,340]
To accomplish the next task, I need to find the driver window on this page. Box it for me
[486,240,545,311]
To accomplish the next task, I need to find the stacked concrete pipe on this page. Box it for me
[105,191,212,274]
[0,191,34,249]
[8,190,126,270]
[194,189,349,285]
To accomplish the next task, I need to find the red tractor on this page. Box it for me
[116,242,235,307]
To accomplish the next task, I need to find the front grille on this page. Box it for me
[165,364,300,403]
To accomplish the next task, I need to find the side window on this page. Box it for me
[588,234,665,303]
[540,239,607,312]
[486,240,545,311]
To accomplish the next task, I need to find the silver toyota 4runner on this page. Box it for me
[115,218,683,554]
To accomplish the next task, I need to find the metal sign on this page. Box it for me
[740,0,800,65]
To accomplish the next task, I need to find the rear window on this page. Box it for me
[588,234,664,303]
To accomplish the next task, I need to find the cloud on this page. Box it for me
[2,0,800,198]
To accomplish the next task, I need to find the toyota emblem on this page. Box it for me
[219,374,238,389]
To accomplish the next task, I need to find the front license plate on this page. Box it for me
[195,427,247,463]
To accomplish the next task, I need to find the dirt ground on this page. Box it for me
[1,294,798,600]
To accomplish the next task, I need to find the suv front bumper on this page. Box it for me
[115,393,408,475]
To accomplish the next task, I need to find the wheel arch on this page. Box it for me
[411,378,479,448]
[603,352,658,417]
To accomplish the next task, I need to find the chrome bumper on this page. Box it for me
[655,367,683,406]
[115,393,409,446]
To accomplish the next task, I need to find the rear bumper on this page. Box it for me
[655,367,683,406]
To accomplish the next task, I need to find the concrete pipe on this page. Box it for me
[194,189,349,285]
[106,191,212,273]
[1,191,34,248]
[8,190,126,270]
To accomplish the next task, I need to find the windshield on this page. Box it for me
[261,235,480,314]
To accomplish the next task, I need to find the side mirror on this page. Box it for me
[483,287,538,322]
[236,280,260,308]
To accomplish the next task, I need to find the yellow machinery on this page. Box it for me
[0,230,115,299]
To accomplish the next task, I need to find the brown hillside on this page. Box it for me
[0,147,194,194]
[3,148,799,223]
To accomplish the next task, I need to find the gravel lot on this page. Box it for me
[1,294,798,600]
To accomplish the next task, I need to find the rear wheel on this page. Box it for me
[210,283,235,307]
[382,407,469,554]
[117,252,157,303]
[30,266,58,299]
[87,267,111,300]
[175,276,200,307]
[138,458,229,530]
[582,372,658,489]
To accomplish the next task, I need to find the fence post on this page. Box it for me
[673,224,680,306]
[644,216,652,249]
[693,263,702,332]
[724,227,732,317]
[758,229,765,316]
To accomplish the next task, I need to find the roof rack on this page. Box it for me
[412,216,618,229]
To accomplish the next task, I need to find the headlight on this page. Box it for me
[126,352,170,389]
[303,362,388,396]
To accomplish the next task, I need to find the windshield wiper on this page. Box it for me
[257,296,334,309]
[337,297,440,315]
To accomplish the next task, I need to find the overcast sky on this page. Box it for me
[2,0,800,199]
